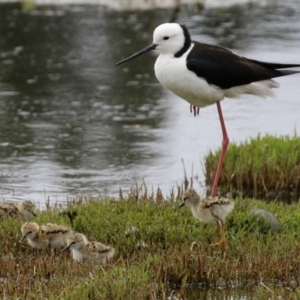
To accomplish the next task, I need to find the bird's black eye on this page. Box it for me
[163,36,169,40]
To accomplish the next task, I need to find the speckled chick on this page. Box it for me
[0,203,16,218]
[179,189,234,246]
[62,233,115,265]
[0,201,37,220]
[16,201,38,220]
[20,222,72,250]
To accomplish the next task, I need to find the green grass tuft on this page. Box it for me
[204,133,300,201]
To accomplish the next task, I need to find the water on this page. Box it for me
[0,0,300,205]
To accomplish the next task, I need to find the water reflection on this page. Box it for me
[0,1,299,204]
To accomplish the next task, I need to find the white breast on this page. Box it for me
[27,238,48,249]
[154,44,224,108]
[71,249,84,262]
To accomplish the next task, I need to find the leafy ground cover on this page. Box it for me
[1,185,300,299]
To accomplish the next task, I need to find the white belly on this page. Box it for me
[154,51,224,108]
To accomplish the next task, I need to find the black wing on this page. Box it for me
[186,41,300,89]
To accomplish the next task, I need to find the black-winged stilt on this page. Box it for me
[115,23,300,197]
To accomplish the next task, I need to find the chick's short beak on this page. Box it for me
[178,202,185,209]
[19,235,26,242]
[61,245,71,253]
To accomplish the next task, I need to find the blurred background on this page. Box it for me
[0,0,299,205]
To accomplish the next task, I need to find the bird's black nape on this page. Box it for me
[174,25,191,58]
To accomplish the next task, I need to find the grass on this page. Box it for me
[1,185,300,299]
[205,133,300,201]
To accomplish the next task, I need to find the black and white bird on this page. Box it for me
[115,23,300,196]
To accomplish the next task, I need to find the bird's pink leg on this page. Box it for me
[210,101,229,197]
[190,105,200,116]
[209,220,227,247]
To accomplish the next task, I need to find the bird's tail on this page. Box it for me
[224,79,279,99]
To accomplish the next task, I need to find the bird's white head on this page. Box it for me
[153,23,188,55]
[114,23,191,66]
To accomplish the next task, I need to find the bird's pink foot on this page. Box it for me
[209,239,227,247]
[190,105,200,116]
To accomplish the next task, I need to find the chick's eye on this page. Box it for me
[163,36,169,40]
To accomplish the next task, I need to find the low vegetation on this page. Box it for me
[1,184,300,299]
[205,133,300,201]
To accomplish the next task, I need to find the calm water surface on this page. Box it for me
[0,1,300,206]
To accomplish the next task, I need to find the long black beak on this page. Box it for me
[114,43,157,66]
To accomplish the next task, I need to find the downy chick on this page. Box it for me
[179,189,234,246]
[20,222,72,250]
[62,232,115,265]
